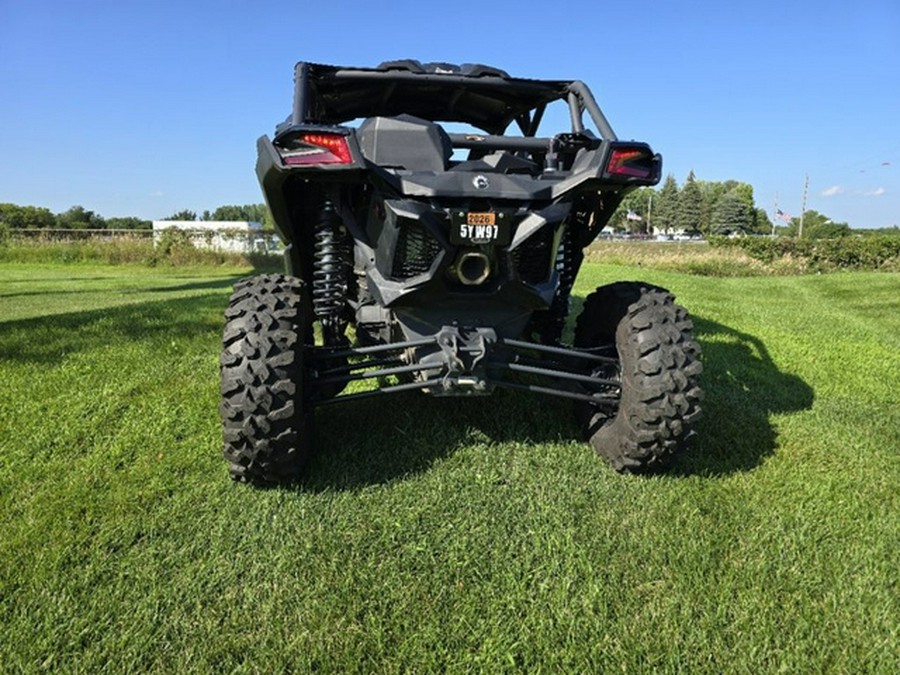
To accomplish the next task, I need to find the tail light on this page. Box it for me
[282,133,353,165]
[605,145,659,181]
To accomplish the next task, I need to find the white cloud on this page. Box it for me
[862,187,886,197]
[821,185,844,197]
[149,191,164,198]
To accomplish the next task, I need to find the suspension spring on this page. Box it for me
[312,199,350,345]
[543,226,583,344]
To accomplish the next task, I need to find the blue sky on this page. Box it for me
[1,0,898,227]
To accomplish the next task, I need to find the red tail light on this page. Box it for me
[605,146,656,180]
[283,133,353,165]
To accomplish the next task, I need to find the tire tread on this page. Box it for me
[219,274,311,485]
[575,281,703,472]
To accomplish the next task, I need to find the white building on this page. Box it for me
[151,220,267,253]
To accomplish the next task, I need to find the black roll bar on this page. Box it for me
[289,63,619,140]
[292,62,310,125]
[568,81,617,141]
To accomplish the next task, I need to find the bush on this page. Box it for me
[153,227,196,257]
[708,236,900,272]
[585,241,768,277]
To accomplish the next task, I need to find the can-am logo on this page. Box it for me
[473,175,490,190]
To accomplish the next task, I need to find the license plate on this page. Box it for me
[450,212,510,245]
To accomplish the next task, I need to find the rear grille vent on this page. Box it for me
[511,226,556,284]
[391,220,442,279]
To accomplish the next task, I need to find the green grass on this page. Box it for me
[1,262,898,672]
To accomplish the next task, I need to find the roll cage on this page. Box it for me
[282,60,619,152]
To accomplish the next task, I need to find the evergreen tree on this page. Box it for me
[697,181,727,233]
[711,190,753,235]
[653,174,679,234]
[675,170,703,235]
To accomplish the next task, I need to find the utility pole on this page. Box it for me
[647,193,653,234]
[773,193,779,237]
[799,174,809,238]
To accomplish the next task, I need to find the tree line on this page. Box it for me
[613,172,855,239]
[163,204,274,228]
[0,204,151,230]
[3,194,892,241]
[0,203,274,231]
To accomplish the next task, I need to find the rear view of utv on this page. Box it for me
[220,61,703,485]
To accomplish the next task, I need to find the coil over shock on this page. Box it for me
[312,199,351,347]
[540,226,583,345]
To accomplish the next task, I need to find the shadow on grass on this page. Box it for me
[0,278,244,300]
[305,390,577,491]
[0,286,237,364]
[301,313,815,490]
[673,316,815,476]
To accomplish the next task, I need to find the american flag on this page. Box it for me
[775,209,792,223]
[626,210,643,221]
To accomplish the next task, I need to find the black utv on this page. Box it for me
[220,60,702,485]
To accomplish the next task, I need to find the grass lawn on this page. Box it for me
[1,261,897,672]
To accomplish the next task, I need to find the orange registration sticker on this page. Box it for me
[467,212,496,226]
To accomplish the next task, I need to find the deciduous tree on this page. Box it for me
[57,205,104,229]
[165,209,197,221]
[106,217,151,230]
[0,203,57,228]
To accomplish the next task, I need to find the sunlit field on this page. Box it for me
[1,261,897,672]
